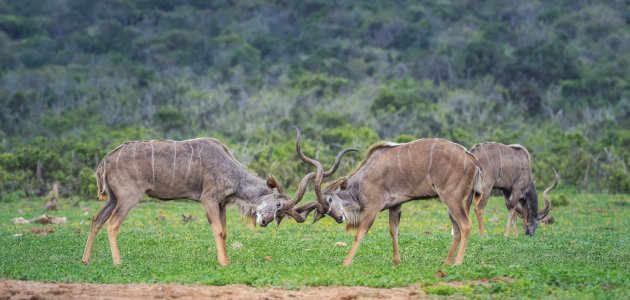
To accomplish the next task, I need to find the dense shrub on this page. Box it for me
[0,1,627,198]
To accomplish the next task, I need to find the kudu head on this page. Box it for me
[520,168,558,235]
[255,175,294,227]
[313,177,352,224]
[256,127,356,226]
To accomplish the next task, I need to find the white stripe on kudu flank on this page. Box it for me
[406,145,420,181]
[396,147,404,177]
[185,142,194,186]
[197,142,204,165]
[498,146,503,181]
[396,146,412,188]
[115,145,123,165]
[426,139,438,183]
[483,146,493,175]
[463,149,468,172]
[133,142,140,180]
[150,140,155,182]
[172,141,177,186]
[443,148,454,178]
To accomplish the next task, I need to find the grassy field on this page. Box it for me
[1,191,628,298]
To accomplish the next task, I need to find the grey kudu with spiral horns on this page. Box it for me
[288,138,485,266]
[82,130,349,266]
[469,142,558,236]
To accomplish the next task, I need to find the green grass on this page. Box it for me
[1,192,629,298]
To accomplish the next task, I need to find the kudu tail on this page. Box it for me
[466,167,484,214]
[95,161,108,201]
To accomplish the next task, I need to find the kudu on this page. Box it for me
[469,142,558,236]
[292,138,484,266]
[82,136,318,266]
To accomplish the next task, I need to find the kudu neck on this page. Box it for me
[339,175,363,206]
[232,167,272,204]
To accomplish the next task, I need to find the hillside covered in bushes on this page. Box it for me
[0,0,628,198]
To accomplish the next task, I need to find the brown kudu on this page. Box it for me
[83,136,321,266]
[291,138,484,266]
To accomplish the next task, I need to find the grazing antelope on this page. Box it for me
[291,138,484,266]
[82,135,330,266]
[469,143,558,236]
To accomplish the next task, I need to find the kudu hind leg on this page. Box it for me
[343,210,378,267]
[453,211,471,265]
[474,193,491,236]
[106,195,141,265]
[389,205,402,265]
[82,198,116,264]
[444,213,461,265]
[445,203,471,266]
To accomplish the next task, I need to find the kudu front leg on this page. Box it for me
[511,209,519,236]
[505,208,521,237]
[389,205,402,265]
[343,211,378,267]
[202,201,229,266]
[521,205,529,234]
[504,190,522,237]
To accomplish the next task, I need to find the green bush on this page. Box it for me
[0,1,628,196]
[79,167,98,199]
[322,124,379,147]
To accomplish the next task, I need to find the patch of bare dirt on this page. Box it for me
[0,280,426,300]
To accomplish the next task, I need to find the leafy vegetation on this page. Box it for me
[0,2,628,195]
[1,192,629,298]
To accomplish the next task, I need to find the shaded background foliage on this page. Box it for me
[0,0,628,198]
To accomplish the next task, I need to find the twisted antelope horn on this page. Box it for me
[291,126,357,210]
[285,201,320,223]
[288,126,324,208]
[537,168,558,221]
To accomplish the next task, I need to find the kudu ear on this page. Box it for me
[266,175,284,193]
[339,177,348,189]
[312,210,326,223]
[324,176,349,193]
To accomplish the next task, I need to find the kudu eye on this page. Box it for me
[327,197,333,203]
[276,202,281,208]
